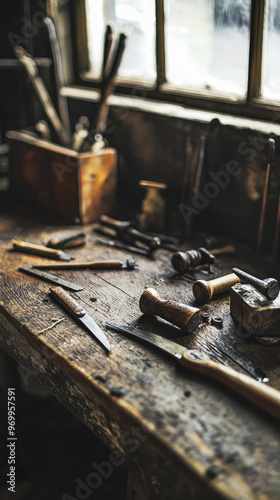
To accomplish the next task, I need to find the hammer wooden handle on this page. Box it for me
[179,352,280,419]
[211,245,236,256]
[139,288,201,333]
[12,239,66,260]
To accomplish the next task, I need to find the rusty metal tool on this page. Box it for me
[230,283,280,346]
[14,46,71,147]
[43,17,71,139]
[50,286,110,353]
[193,273,241,303]
[106,323,280,419]
[139,288,201,333]
[99,215,161,253]
[32,258,137,270]
[18,265,83,291]
[47,232,86,250]
[171,245,235,274]
[12,239,73,261]
[232,268,279,301]
[257,138,275,251]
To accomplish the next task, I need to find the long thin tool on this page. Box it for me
[257,138,275,251]
[14,46,71,147]
[106,323,280,419]
[50,286,110,353]
[33,259,137,270]
[19,265,83,292]
[43,17,71,138]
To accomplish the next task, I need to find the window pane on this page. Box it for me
[262,0,280,101]
[85,0,156,83]
[164,0,251,97]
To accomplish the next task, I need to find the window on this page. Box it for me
[74,0,280,120]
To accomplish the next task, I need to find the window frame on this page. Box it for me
[70,0,280,123]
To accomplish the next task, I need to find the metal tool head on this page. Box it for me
[232,268,279,301]
[121,259,138,270]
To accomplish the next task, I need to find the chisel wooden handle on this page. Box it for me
[179,350,280,419]
[193,273,241,303]
[139,288,201,333]
[12,239,70,260]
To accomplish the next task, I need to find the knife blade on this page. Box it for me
[106,323,280,419]
[19,265,83,292]
[50,286,110,353]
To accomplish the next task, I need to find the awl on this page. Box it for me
[106,323,280,419]
[33,258,137,270]
[50,286,110,353]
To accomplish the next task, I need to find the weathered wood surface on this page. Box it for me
[0,213,280,500]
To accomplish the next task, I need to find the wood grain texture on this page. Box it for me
[0,214,280,500]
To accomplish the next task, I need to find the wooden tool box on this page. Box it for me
[6,130,117,224]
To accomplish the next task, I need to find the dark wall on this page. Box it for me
[1,1,280,256]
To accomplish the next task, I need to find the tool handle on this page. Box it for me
[50,286,85,317]
[47,232,86,249]
[211,245,236,256]
[179,352,280,419]
[102,24,113,79]
[171,250,202,273]
[12,239,64,259]
[129,228,160,250]
[33,260,123,270]
[139,288,201,333]
[100,215,130,231]
[193,273,241,303]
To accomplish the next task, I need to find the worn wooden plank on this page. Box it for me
[0,217,280,500]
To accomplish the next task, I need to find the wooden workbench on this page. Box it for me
[0,211,280,500]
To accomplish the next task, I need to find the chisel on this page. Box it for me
[12,239,73,261]
[106,323,280,419]
[32,258,137,270]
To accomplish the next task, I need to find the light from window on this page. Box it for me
[85,0,156,83]
[164,0,251,98]
[262,0,280,101]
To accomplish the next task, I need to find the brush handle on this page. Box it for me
[179,350,280,419]
[139,288,201,333]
